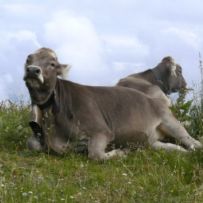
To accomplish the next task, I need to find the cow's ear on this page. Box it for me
[57,64,71,79]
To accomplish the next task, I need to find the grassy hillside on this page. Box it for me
[1,100,203,203]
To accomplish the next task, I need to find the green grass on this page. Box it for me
[1,150,203,202]
[1,102,203,202]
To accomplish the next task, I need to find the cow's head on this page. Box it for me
[154,56,187,94]
[23,48,70,105]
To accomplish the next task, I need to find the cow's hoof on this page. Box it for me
[189,141,203,151]
[116,149,128,158]
[27,136,43,152]
[194,140,203,149]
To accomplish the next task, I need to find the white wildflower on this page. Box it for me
[22,192,28,197]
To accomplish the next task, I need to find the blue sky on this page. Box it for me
[0,0,203,100]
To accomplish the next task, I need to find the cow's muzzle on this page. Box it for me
[24,65,44,84]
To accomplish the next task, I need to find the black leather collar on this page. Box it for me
[37,92,55,110]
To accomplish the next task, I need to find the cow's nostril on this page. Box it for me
[26,66,41,76]
[35,69,40,74]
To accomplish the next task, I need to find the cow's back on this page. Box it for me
[50,80,167,147]
[117,76,171,106]
[89,85,166,145]
[68,82,163,129]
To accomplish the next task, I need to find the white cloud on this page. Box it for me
[112,62,145,72]
[2,30,40,48]
[0,74,14,100]
[103,35,149,59]
[1,0,203,101]
[0,30,41,101]
[3,74,13,84]
[101,35,149,82]
[110,61,147,86]
[0,30,40,55]
[43,11,109,85]
[163,27,201,50]
[1,3,43,15]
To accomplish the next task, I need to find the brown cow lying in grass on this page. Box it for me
[24,48,202,160]
[117,56,187,106]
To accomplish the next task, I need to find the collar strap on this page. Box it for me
[37,92,55,110]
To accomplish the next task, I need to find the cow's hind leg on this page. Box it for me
[88,133,126,160]
[159,116,202,150]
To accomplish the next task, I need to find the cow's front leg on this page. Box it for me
[28,120,45,152]
[88,133,126,160]
[48,136,71,154]
[105,149,128,159]
[31,105,43,128]
[27,135,44,152]
[28,105,45,150]
[151,141,188,152]
[148,128,188,152]
[160,116,202,150]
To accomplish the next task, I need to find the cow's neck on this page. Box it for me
[54,79,74,119]
[36,80,59,113]
[36,79,73,119]
[38,92,55,110]
[139,69,163,88]
[151,68,169,94]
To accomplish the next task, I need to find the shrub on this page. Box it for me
[0,100,31,151]
[171,89,203,140]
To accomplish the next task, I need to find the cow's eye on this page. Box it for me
[50,63,56,67]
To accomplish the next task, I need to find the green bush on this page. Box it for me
[0,100,31,151]
[171,90,203,140]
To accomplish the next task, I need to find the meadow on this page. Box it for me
[1,94,203,203]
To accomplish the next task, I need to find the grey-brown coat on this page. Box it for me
[24,48,202,160]
[117,57,187,106]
